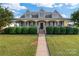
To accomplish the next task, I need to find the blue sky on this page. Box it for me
[1,3,79,18]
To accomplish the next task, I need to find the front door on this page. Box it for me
[40,23,43,29]
[39,22,45,34]
[37,22,46,34]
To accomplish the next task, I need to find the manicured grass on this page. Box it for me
[0,35,37,56]
[47,35,79,56]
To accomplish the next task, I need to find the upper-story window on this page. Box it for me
[21,15,25,18]
[26,14,30,18]
[32,14,38,18]
[45,14,52,18]
[40,12,44,18]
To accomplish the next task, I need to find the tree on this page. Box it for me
[0,6,13,29]
[71,9,79,24]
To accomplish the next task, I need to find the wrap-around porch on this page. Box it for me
[14,20,64,33]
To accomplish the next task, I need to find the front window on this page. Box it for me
[29,21,35,26]
[59,21,64,26]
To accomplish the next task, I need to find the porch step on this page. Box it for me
[39,30,45,34]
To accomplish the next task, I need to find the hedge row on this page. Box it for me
[2,26,79,34]
[3,27,37,34]
[46,27,79,34]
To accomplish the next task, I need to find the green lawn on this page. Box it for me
[0,35,37,56]
[47,35,79,56]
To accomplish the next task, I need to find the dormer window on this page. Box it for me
[21,15,25,18]
[45,14,52,18]
[21,9,63,18]
[40,12,44,18]
[32,14,38,18]
[40,8,45,12]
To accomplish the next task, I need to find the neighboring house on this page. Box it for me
[11,9,71,33]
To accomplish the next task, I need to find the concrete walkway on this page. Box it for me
[36,33,49,56]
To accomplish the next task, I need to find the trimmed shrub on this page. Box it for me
[15,27,22,34]
[46,27,53,34]
[53,27,60,34]
[46,26,79,34]
[4,28,9,34]
[66,27,73,34]
[73,28,79,34]
[60,27,66,34]
[3,27,37,34]
[29,27,37,34]
[21,27,29,34]
[9,27,16,34]
[4,27,16,34]
[3,26,78,34]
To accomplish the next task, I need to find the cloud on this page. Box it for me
[11,10,17,14]
[54,0,79,3]
[52,3,64,8]
[1,0,79,7]
[30,0,54,8]
[68,4,79,9]
[1,3,27,10]
[1,0,79,3]
[33,3,53,8]
[1,3,27,18]
[35,3,64,8]
[27,0,79,8]
[15,16,20,18]
[61,14,67,18]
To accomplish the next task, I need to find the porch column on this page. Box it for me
[54,21,57,26]
[50,22,53,26]
[37,22,40,34]
[31,22,33,26]
[19,21,21,26]
[35,21,37,27]
[46,22,48,27]
[36,22,40,33]
[62,21,64,27]
[44,22,46,34]
[24,21,26,26]
[35,21,38,33]
[57,21,59,26]
[27,21,29,27]
[52,21,54,26]
[61,21,64,27]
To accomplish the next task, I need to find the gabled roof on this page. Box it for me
[39,8,45,12]
[21,9,63,18]
[53,10,63,18]
[26,9,30,13]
